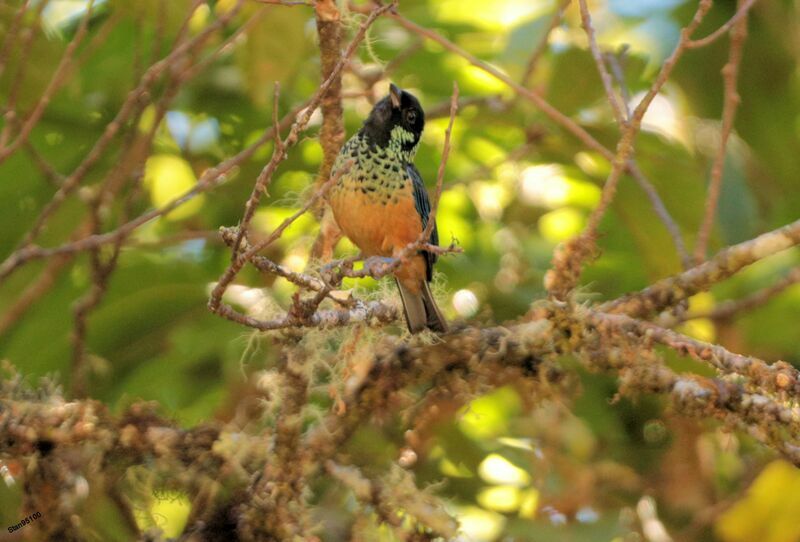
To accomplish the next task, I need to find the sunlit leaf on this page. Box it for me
[716,461,800,542]
[143,154,204,220]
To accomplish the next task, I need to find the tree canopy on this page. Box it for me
[1,0,800,541]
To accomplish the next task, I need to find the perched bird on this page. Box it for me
[328,83,448,333]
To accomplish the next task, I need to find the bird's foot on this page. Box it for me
[363,256,397,277]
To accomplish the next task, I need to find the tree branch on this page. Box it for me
[600,217,800,318]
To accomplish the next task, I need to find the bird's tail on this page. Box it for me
[395,279,448,334]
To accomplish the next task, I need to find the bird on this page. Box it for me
[328,83,448,334]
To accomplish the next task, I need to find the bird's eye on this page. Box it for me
[405,110,417,124]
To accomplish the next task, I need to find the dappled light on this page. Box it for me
[1,0,799,541]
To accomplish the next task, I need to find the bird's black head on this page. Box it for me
[360,84,425,157]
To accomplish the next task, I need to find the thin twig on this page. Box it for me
[388,10,691,271]
[177,4,267,81]
[16,0,244,247]
[150,0,167,65]
[604,47,632,118]
[0,0,96,164]
[173,0,207,49]
[347,38,423,93]
[70,205,135,398]
[388,12,613,161]
[24,141,65,186]
[0,0,49,149]
[423,82,458,245]
[0,0,31,78]
[218,226,354,308]
[210,166,350,318]
[74,8,123,68]
[694,0,749,263]
[0,254,73,335]
[602,49,690,269]
[0,101,305,282]
[582,0,713,241]
[688,0,760,49]
[578,0,626,127]
[520,0,571,87]
[426,95,502,120]
[70,110,155,398]
[627,161,692,269]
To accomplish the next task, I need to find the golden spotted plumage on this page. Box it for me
[329,133,426,293]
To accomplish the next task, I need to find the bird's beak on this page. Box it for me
[389,83,401,109]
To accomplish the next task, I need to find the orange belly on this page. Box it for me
[330,186,427,292]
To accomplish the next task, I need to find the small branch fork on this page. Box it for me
[579,4,691,268]
[546,0,715,299]
[687,266,800,322]
[599,218,800,319]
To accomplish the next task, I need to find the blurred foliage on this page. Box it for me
[1,0,800,540]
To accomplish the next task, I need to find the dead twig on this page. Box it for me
[694,0,749,263]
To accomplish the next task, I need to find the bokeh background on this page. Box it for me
[1,0,800,540]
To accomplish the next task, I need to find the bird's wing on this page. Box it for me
[406,163,439,281]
